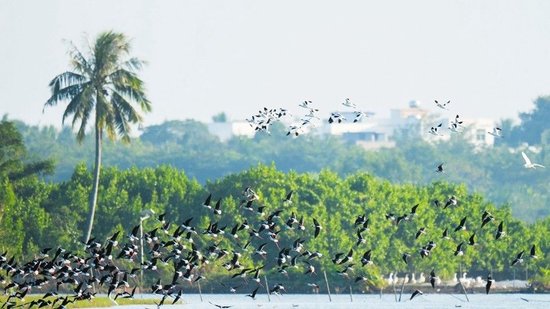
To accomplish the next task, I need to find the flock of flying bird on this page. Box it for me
[0,99,545,308]
[247,98,374,137]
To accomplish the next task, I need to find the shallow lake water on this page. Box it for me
[101,293,550,309]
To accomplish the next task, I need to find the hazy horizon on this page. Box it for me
[2,0,550,128]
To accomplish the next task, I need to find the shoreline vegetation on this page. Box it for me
[1,114,548,309]
[0,296,162,308]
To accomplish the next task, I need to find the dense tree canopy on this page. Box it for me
[0,162,548,292]
[12,112,550,222]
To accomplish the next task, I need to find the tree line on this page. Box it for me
[10,98,550,222]
[1,122,548,290]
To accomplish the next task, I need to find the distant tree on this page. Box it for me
[0,118,54,224]
[212,112,228,123]
[43,31,151,243]
[0,118,54,182]
[506,97,550,146]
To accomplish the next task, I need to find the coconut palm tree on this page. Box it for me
[44,31,151,243]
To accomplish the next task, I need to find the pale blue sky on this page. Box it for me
[1,0,550,128]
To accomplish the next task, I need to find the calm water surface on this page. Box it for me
[105,293,550,309]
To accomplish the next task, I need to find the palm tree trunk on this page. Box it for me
[84,121,102,243]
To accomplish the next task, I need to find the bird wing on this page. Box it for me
[521,152,532,165]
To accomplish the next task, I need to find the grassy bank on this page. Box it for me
[0,295,171,308]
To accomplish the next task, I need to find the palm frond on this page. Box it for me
[48,71,87,91]
[62,83,94,126]
[44,82,85,111]
[109,69,150,110]
[110,91,143,123]
[75,98,94,143]
[121,57,145,72]
[111,99,132,142]
[68,42,93,76]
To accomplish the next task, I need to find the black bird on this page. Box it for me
[441,228,450,239]
[486,274,494,294]
[454,217,467,232]
[213,199,222,215]
[313,218,322,238]
[530,244,538,259]
[495,221,505,240]
[444,196,458,209]
[203,194,213,209]
[361,250,373,266]
[454,242,465,256]
[433,199,441,208]
[480,210,494,227]
[415,228,426,239]
[339,248,354,264]
[410,289,423,300]
[396,214,408,225]
[356,230,366,246]
[172,290,182,304]
[39,247,52,258]
[410,204,419,217]
[430,269,437,289]
[208,301,233,308]
[468,233,476,246]
[436,163,444,173]
[157,213,166,224]
[402,253,410,264]
[284,191,293,204]
[511,251,524,266]
[246,286,259,299]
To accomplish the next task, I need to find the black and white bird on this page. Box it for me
[410,289,423,300]
[328,112,346,124]
[486,274,494,294]
[284,191,294,204]
[488,127,503,138]
[342,98,357,109]
[530,244,538,259]
[495,221,505,240]
[441,228,450,239]
[361,250,373,266]
[511,251,525,266]
[468,233,476,246]
[448,115,464,133]
[203,194,213,209]
[481,211,494,228]
[429,123,443,136]
[454,242,465,256]
[435,100,450,110]
[444,196,458,209]
[313,218,322,238]
[454,217,467,232]
[246,286,259,299]
[430,269,437,289]
[415,228,426,239]
[402,253,411,264]
[299,100,313,109]
[353,111,373,122]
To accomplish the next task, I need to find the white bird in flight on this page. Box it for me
[521,151,545,169]
[342,98,357,109]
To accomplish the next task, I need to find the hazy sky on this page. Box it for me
[1,0,550,128]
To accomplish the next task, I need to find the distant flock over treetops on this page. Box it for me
[247,98,507,140]
[0,164,548,307]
